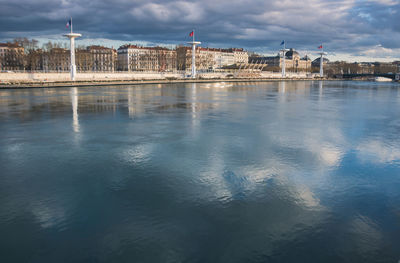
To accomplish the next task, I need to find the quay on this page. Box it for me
[0,76,331,89]
[0,71,327,89]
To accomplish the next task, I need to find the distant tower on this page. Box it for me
[318,45,327,78]
[63,18,82,81]
[280,41,288,77]
[187,30,201,78]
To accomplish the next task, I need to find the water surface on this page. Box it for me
[1,81,400,262]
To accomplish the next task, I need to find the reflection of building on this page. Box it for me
[117,45,176,72]
[176,47,248,71]
[0,43,25,71]
[250,48,311,72]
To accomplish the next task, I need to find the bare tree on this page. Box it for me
[13,38,38,54]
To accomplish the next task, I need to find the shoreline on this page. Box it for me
[0,77,340,89]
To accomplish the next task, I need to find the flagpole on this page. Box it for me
[70,17,73,34]
[193,29,195,42]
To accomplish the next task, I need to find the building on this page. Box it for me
[26,49,44,71]
[228,48,249,65]
[176,46,214,71]
[43,48,70,72]
[76,46,117,72]
[41,46,117,72]
[250,48,311,72]
[0,43,25,71]
[117,45,176,72]
[176,47,248,71]
[311,57,330,68]
[372,62,398,74]
[214,49,235,68]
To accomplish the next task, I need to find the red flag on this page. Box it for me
[189,31,194,37]
[318,45,323,49]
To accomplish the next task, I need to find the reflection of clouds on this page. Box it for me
[5,143,24,154]
[357,140,400,163]
[196,147,325,212]
[295,185,321,208]
[274,127,345,168]
[346,215,383,256]
[316,144,342,167]
[272,82,346,168]
[31,201,67,229]
[197,153,231,200]
[119,143,154,165]
[303,124,346,167]
[268,170,324,210]
[112,143,155,188]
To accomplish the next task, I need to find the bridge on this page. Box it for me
[342,73,397,80]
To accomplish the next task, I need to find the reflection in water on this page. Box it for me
[0,81,400,262]
[279,80,286,93]
[319,80,323,98]
[190,83,200,137]
[357,139,400,164]
[128,87,135,118]
[191,82,197,115]
[70,87,80,133]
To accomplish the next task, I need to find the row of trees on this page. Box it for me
[1,38,116,71]
[324,61,399,77]
[12,38,74,52]
[1,38,70,71]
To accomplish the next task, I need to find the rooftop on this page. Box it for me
[0,43,23,48]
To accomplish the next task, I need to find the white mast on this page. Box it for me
[318,45,327,78]
[187,30,201,78]
[280,41,288,78]
[63,17,82,81]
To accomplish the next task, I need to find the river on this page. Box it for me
[0,81,400,262]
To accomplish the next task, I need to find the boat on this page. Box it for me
[374,77,392,82]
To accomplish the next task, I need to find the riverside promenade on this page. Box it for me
[0,71,322,88]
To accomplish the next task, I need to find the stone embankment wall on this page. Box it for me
[0,71,317,83]
[0,72,184,83]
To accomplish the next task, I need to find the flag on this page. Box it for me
[189,31,194,37]
[66,19,72,28]
[280,40,285,46]
[318,45,323,49]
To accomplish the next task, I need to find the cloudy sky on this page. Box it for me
[0,0,399,61]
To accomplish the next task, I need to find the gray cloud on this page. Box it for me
[0,0,399,61]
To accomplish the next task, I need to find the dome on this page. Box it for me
[285,48,299,59]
